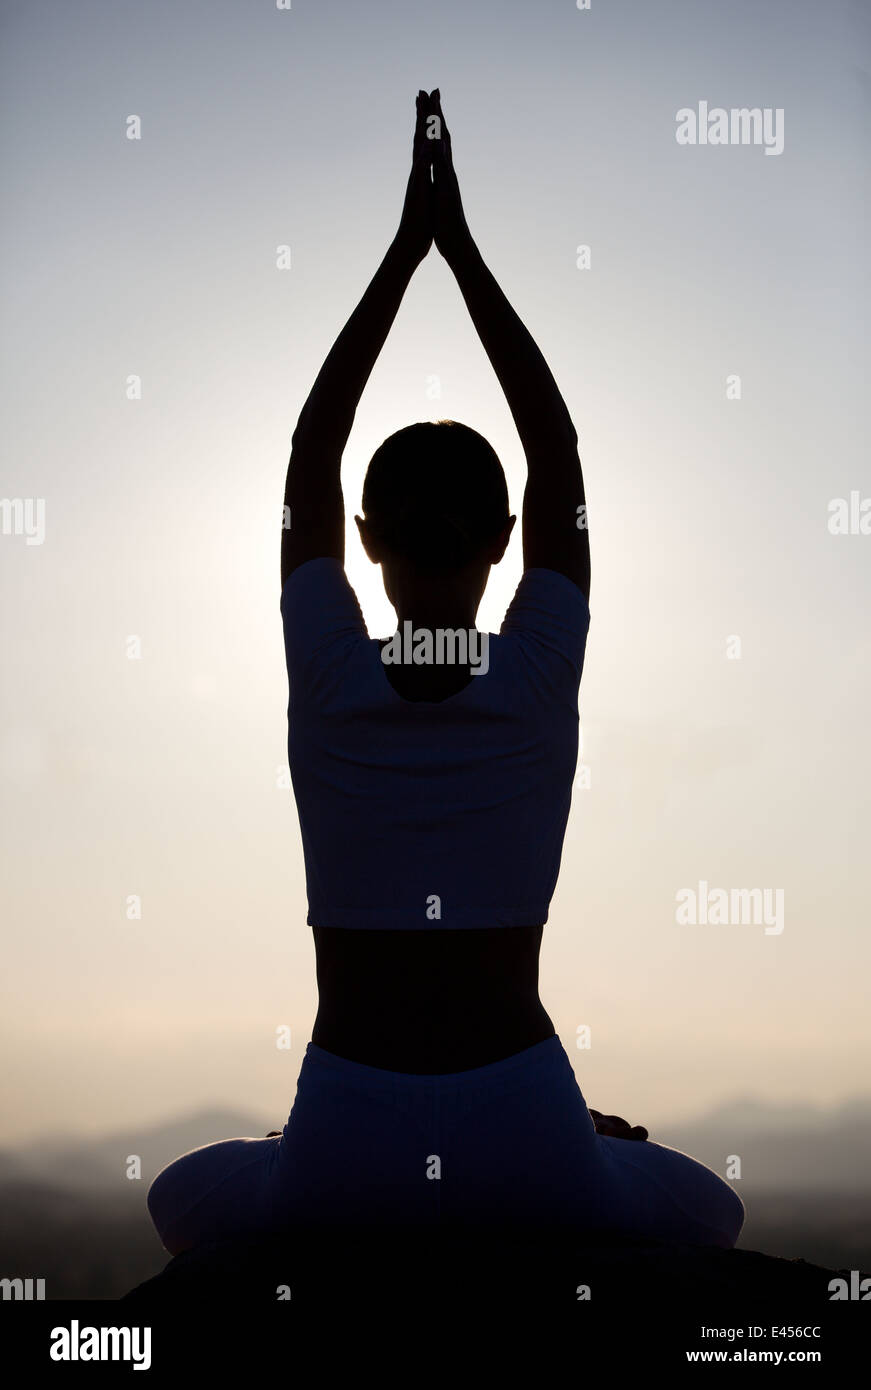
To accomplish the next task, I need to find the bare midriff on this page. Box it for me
[311,923,555,1073]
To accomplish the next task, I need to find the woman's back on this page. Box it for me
[283,560,589,932]
[283,558,590,1069]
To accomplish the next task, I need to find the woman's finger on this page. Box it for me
[431,88,452,163]
[415,90,431,153]
[413,91,425,155]
[420,92,440,163]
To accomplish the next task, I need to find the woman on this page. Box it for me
[147,91,744,1255]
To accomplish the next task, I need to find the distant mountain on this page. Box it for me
[0,1152,27,1184]
[657,1098,871,1191]
[0,1107,273,1194]
[688,1094,871,1135]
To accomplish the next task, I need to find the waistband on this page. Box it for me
[300,1033,572,1094]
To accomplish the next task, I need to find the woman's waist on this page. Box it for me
[312,922,546,992]
[311,922,551,1072]
[311,1001,556,1074]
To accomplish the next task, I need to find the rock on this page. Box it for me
[123,1227,854,1309]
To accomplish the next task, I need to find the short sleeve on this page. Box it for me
[280,557,368,684]
[499,567,591,691]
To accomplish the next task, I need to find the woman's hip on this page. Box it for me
[147,1036,744,1250]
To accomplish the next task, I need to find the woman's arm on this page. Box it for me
[430,91,590,600]
[281,93,434,589]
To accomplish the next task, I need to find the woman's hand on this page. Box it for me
[429,89,474,266]
[395,91,435,267]
[589,1109,649,1142]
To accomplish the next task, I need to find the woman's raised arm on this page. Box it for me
[430,91,590,600]
[281,93,434,588]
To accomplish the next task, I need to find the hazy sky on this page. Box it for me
[1,0,869,1145]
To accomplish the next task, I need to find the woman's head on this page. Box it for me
[357,420,513,574]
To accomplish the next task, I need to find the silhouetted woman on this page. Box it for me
[148,92,744,1254]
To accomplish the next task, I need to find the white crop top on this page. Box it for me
[281,558,590,930]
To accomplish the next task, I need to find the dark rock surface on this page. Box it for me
[123,1227,858,1310]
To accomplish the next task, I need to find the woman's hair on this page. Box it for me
[361,420,510,572]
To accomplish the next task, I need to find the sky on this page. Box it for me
[1,0,869,1145]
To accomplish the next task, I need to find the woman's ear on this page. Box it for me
[355,515,383,563]
[486,515,517,564]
